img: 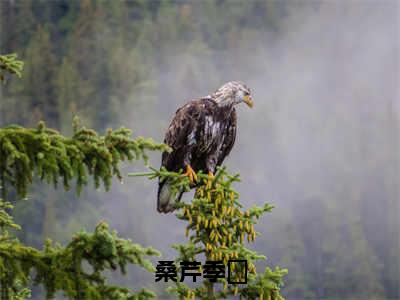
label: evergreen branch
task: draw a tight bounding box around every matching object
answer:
[0,200,21,232]
[0,116,168,299]
[0,119,170,198]
[131,166,287,299]
[0,53,24,81]
[0,219,160,300]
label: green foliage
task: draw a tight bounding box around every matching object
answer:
[0,51,169,298]
[0,200,21,232]
[0,118,170,199]
[0,116,167,299]
[130,167,288,299]
[0,200,160,299]
[0,54,24,82]
[0,119,167,298]
[2,2,396,299]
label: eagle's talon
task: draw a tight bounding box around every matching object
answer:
[184,164,197,184]
[206,171,214,188]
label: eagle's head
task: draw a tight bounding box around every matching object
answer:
[212,81,254,108]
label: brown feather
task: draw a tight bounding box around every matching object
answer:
[158,96,237,213]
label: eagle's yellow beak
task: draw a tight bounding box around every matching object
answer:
[243,95,254,108]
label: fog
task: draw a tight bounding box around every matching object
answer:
[1,1,398,299]
[110,2,399,298]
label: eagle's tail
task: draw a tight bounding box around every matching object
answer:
[157,179,183,213]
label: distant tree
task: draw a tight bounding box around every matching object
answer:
[55,56,86,135]
[25,26,58,125]
[0,1,36,53]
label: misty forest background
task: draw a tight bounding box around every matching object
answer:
[0,1,399,299]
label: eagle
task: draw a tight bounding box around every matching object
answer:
[157,81,253,213]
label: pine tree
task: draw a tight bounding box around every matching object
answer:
[130,167,287,299]
[0,117,169,299]
[0,54,170,299]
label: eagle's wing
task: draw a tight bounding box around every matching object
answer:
[161,100,202,172]
[217,108,237,166]
[158,100,202,213]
